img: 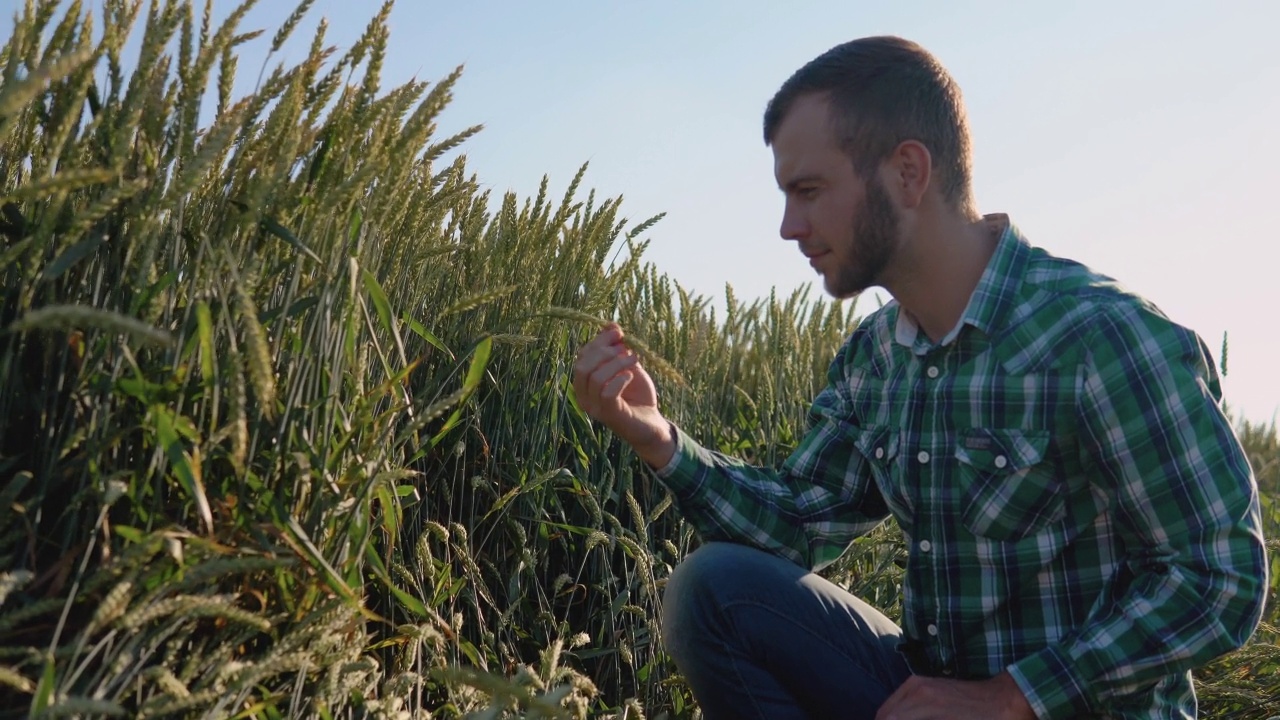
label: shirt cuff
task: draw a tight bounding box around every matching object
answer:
[653,422,683,478]
[651,424,716,498]
[1006,645,1094,720]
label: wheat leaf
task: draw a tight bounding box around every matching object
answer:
[40,232,103,281]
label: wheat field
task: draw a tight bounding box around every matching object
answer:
[0,2,1275,718]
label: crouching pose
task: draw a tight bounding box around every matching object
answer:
[571,36,1267,720]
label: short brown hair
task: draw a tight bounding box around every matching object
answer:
[763,36,973,209]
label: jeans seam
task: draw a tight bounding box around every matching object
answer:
[718,633,774,720]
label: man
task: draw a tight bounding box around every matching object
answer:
[571,36,1267,719]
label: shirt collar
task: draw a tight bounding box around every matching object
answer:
[893,214,1030,353]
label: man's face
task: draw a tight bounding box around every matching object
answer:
[772,94,899,299]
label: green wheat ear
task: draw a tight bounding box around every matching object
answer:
[8,305,174,346]
[540,306,688,388]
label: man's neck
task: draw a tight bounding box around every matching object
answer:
[885,214,1003,344]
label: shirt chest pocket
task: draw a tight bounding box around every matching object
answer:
[955,428,1064,541]
[851,425,913,520]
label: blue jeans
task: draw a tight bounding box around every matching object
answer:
[661,542,912,720]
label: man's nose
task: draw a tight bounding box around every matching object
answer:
[779,203,807,241]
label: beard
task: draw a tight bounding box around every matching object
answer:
[825,176,899,299]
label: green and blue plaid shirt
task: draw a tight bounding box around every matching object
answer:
[657,217,1267,719]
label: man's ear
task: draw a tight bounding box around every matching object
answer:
[884,140,932,209]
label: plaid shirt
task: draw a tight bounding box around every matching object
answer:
[656,217,1267,719]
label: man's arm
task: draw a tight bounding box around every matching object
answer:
[1006,302,1268,719]
[655,377,890,571]
[573,323,889,571]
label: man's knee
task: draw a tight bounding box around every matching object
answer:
[662,542,787,645]
[666,542,763,602]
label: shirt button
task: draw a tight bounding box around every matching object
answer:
[926,366,940,379]
[875,447,885,459]
[994,455,1008,469]
[917,450,930,464]
[927,624,939,636]
[918,539,932,552]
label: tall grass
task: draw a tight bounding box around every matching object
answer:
[0,1,864,715]
[0,1,1274,718]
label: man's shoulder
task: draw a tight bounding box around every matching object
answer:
[1023,245,1133,306]
[995,244,1187,372]
[1016,244,1172,330]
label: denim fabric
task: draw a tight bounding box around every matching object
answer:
[661,542,912,720]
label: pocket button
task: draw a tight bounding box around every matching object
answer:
[994,455,1008,469]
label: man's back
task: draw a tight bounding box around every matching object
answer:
[833,219,1264,716]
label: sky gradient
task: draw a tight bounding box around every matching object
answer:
[78,0,1280,422]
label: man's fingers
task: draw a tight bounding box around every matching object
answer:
[571,326,637,417]
[589,351,638,390]
[573,328,624,374]
[579,324,622,357]
[574,332,630,381]
[601,370,632,401]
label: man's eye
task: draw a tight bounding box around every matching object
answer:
[797,186,818,199]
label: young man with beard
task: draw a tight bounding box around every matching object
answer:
[571,36,1267,719]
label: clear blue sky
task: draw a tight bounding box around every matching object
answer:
[80,0,1280,422]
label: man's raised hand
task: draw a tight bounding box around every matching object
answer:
[571,323,676,468]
